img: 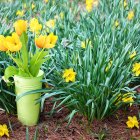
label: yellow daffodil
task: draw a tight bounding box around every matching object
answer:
[32,3,35,10]
[46,19,56,29]
[129,51,136,59]
[124,0,128,8]
[0,125,4,137]
[126,116,139,129]
[0,124,9,137]
[45,33,58,48]
[132,62,140,76]
[81,41,86,49]
[23,3,27,9]
[0,35,8,51]
[60,12,64,19]
[81,39,91,49]
[4,32,22,52]
[122,97,134,106]
[44,0,49,3]
[86,4,93,12]
[14,19,27,36]
[114,20,120,28]
[86,0,99,12]
[35,33,58,49]
[2,125,9,137]
[127,10,134,21]
[16,10,24,17]
[105,61,113,72]
[29,18,42,33]
[63,68,76,82]
[93,0,99,7]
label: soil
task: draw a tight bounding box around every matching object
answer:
[0,101,140,140]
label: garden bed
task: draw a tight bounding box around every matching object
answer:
[0,101,140,140]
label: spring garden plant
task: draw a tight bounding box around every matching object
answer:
[36,0,140,124]
[0,0,140,137]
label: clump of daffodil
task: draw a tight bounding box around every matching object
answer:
[31,3,35,10]
[0,124,9,137]
[114,20,120,28]
[46,19,56,29]
[14,19,27,36]
[105,60,113,72]
[127,10,134,21]
[132,62,140,76]
[16,10,24,17]
[86,0,99,12]
[4,32,22,52]
[63,68,76,82]
[81,39,91,49]
[126,116,139,129]
[129,51,136,59]
[0,35,8,51]
[29,18,42,33]
[35,33,58,49]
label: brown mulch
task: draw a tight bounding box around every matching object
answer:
[0,102,140,140]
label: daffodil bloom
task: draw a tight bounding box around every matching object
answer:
[23,3,27,9]
[122,95,134,106]
[0,35,8,51]
[35,33,58,49]
[46,33,58,48]
[93,0,99,7]
[105,61,113,72]
[60,12,64,19]
[86,4,93,12]
[16,10,24,16]
[0,125,4,137]
[114,20,120,28]
[129,51,136,59]
[126,116,139,129]
[46,19,56,29]
[132,62,140,76]
[2,125,9,137]
[29,18,42,33]
[44,0,49,3]
[32,3,35,10]
[81,40,91,49]
[81,41,86,49]
[14,19,27,36]
[63,68,76,82]
[86,0,99,12]
[124,0,128,8]
[4,32,22,52]
[127,10,134,21]
[0,124,9,137]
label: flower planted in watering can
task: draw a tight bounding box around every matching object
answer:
[0,19,58,126]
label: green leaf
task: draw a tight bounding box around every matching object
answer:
[66,110,78,126]
[29,51,49,77]
[20,32,28,71]
[4,66,18,80]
